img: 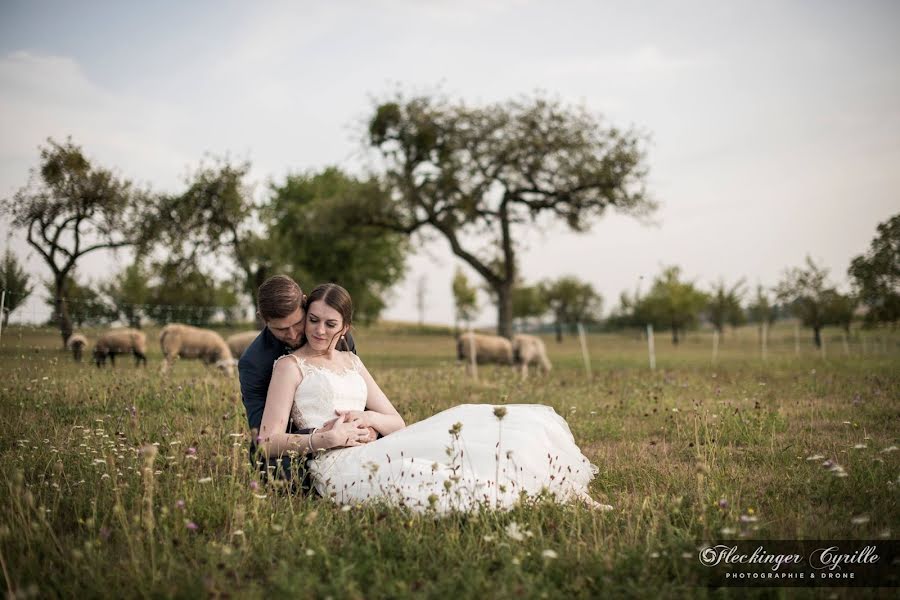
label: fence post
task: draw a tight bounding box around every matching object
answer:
[842,331,850,357]
[647,324,656,370]
[794,322,800,356]
[0,290,5,347]
[712,329,719,363]
[467,325,478,381]
[577,322,592,378]
[820,331,827,359]
[761,321,768,361]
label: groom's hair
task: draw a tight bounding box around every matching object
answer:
[257,275,304,321]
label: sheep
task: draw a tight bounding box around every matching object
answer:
[456,333,514,372]
[160,323,234,376]
[512,334,552,380]
[93,328,147,367]
[67,333,88,362]
[225,331,260,360]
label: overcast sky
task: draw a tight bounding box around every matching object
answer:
[1,0,898,326]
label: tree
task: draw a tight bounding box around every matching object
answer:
[152,158,273,327]
[775,256,837,348]
[746,285,779,333]
[706,279,746,336]
[1,138,148,346]
[451,267,478,331]
[143,260,239,326]
[43,274,116,328]
[0,248,33,327]
[266,168,409,324]
[848,213,899,326]
[101,260,151,328]
[540,276,602,342]
[365,93,653,338]
[511,284,548,332]
[822,290,856,335]
[636,266,707,345]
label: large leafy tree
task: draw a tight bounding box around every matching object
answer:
[540,276,602,342]
[511,284,548,331]
[152,158,273,326]
[2,138,149,346]
[365,93,653,338]
[848,213,899,325]
[775,256,838,348]
[0,248,33,327]
[266,168,409,324]
[143,260,240,326]
[706,279,746,336]
[451,267,478,331]
[746,285,779,333]
[636,266,708,345]
[43,274,116,328]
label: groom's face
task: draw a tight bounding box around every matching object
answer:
[266,306,305,349]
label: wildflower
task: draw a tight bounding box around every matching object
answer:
[881,446,898,454]
[249,480,259,491]
[511,557,521,565]
[185,521,199,531]
[175,500,185,510]
[717,498,729,510]
[853,444,867,449]
[198,477,213,484]
[720,527,736,536]
[851,515,870,525]
[253,494,267,499]
[739,515,758,523]
[449,422,463,436]
[140,445,158,460]
[341,505,352,512]
[483,535,495,542]
[493,407,507,420]
[650,551,660,558]
[506,521,531,542]
[185,447,197,456]
[541,549,558,559]
[305,549,315,557]
[805,454,825,461]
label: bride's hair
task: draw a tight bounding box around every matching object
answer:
[304,283,353,351]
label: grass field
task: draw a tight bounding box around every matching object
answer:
[0,323,898,598]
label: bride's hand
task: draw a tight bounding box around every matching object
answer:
[335,410,378,443]
[325,413,372,448]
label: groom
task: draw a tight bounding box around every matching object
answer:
[238,274,374,485]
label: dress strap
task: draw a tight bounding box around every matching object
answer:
[274,353,306,378]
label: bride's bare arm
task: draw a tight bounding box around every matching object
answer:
[338,357,405,436]
[258,359,369,457]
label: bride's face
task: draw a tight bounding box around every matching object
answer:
[305,300,347,352]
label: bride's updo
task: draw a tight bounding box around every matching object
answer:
[305,283,353,351]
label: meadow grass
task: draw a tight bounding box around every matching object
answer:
[0,324,897,598]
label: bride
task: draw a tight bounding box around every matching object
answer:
[256,283,610,513]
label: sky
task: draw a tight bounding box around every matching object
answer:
[1,0,898,326]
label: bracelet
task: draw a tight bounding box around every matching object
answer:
[307,427,319,454]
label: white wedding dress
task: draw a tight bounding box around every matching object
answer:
[282,353,609,513]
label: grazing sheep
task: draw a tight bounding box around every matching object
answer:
[93,328,147,367]
[67,333,88,362]
[160,323,234,376]
[226,331,259,360]
[456,332,514,367]
[512,334,552,380]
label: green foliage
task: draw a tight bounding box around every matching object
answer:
[540,276,602,341]
[0,248,33,327]
[632,266,708,345]
[101,261,151,328]
[511,284,548,329]
[1,138,149,344]
[266,167,408,324]
[849,213,900,325]
[143,261,241,326]
[746,285,779,329]
[43,274,116,328]
[451,267,478,328]
[367,92,653,338]
[705,279,745,333]
[822,289,857,334]
[775,256,842,347]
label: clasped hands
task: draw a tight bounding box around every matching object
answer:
[318,410,378,447]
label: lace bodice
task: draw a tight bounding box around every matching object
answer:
[277,353,367,430]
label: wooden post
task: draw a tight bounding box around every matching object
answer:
[467,325,478,381]
[712,329,719,363]
[761,321,769,361]
[647,324,656,370]
[794,322,800,356]
[577,323,592,378]
[820,330,827,359]
[862,334,868,355]
[0,290,5,347]
[842,331,850,357]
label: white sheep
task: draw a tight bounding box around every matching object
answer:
[66,333,88,362]
[225,331,259,360]
[456,332,514,370]
[512,334,552,380]
[160,323,234,376]
[93,328,147,367]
